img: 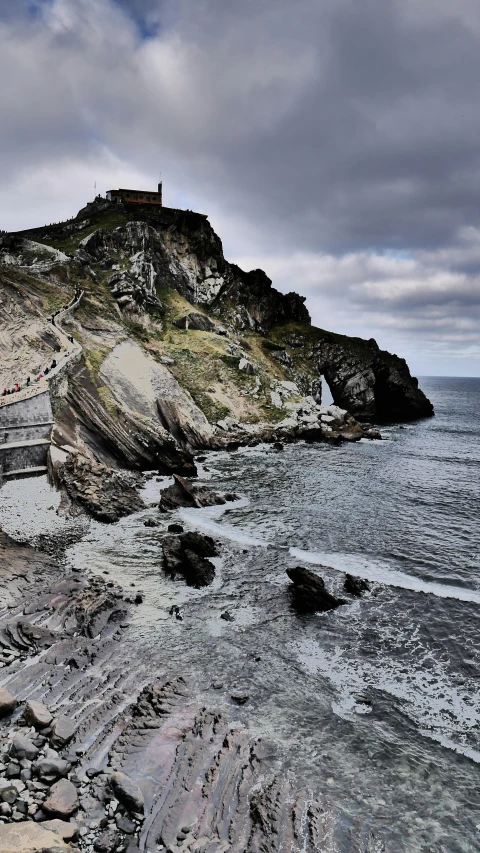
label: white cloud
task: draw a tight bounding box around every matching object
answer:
[0,0,480,375]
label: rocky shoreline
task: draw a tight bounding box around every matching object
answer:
[0,491,374,853]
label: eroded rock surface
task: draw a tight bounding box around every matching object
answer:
[0,533,385,853]
[57,453,145,522]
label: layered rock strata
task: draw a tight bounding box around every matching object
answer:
[0,534,378,853]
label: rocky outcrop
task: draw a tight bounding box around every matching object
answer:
[286,566,346,613]
[51,358,197,473]
[173,311,216,331]
[57,453,145,522]
[214,266,310,332]
[9,198,433,430]
[159,474,237,512]
[162,531,218,587]
[344,574,371,596]
[99,340,213,453]
[310,335,433,422]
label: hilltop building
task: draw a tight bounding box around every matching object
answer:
[106,182,163,206]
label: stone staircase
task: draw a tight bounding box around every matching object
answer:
[0,291,83,486]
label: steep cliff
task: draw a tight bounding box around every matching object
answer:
[0,196,433,478]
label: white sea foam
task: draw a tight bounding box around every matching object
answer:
[289,548,480,604]
[293,637,480,763]
[179,501,268,547]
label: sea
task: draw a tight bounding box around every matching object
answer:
[1,376,479,852]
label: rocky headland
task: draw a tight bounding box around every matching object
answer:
[0,195,433,851]
[0,196,432,516]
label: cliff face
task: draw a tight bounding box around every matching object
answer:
[310,336,434,422]
[0,197,433,476]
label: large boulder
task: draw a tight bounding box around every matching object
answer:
[10,734,39,761]
[43,779,79,818]
[110,771,144,814]
[344,574,370,596]
[159,474,237,512]
[0,823,70,852]
[286,566,346,613]
[0,688,17,717]
[162,531,218,588]
[50,716,76,749]
[33,757,71,784]
[24,699,53,729]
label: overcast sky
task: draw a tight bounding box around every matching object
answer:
[1,0,479,375]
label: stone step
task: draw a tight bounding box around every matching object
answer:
[3,466,48,478]
[0,438,51,451]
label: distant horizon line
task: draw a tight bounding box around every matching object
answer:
[417,374,480,379]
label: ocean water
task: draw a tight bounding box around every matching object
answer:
[2,377,479,851]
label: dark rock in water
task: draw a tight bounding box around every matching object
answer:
[272,441,284,451]
[220,611,234,622]
[163,532,217,588]
[134,593,144,604]
[0,687,17,717]
[110,771,144,814]
[183,549,215,587]
[363,428,382,440]
[167,523,184,533]
[169,605,184,620]
[196,456,207,462]
[344,574,371,596]
[286,566,346,613]
[143,518,158,527]
[159,474,237,512]
[231,692,249,705]
[312,336,434,422]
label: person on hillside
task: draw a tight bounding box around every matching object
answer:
[14,383,19,392]
[51,359,57,369]
[2,389,6,396]
[26,377,30,386]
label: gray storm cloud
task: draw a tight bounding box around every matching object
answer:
[0,0,479,374]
